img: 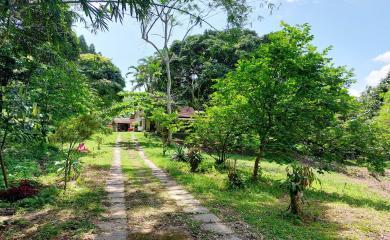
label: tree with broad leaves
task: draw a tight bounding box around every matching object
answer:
[212,23,355,216]
[78,53,125,108]
[212,23,354,181]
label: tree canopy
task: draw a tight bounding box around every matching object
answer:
[79,53,125,108]
[211,23,354,179]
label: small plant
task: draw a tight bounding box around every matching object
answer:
[144,131,150,138]
[282,163,319,217]
[161,131,169,156]
[171,145,187,162]
[187,148,203,172]
[227,159,244,189]
[95,135,104,150]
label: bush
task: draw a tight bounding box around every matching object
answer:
[227,172,244,189]
[227,159,244,189]
[18,186,58,208]
[171,145,187,162]
[0,179,39,202]
[187,148,203,172]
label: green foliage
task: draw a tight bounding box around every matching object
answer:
[18,186,59,209]
[227,159,245,189]
[189,104,249,166]
[129,56,162,92]
[108,91,166,122]
[360,74,389,119]
[51,114,102,190]
[171,145,188,162]
[283,164,318,216]
[151,107,184,152]
[0,0,153,32]
[95,135,104,150]
[78,35,96,54]
[186,148,203,172]
[79,53,125,108]
[142,28,264,108]
[212,23,354,180]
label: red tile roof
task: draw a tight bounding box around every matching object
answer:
[178,106,195,118]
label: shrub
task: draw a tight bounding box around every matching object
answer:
[0,179,39,202]
[227,159,244,189]
[95,135,104,150]
[227,172,244,189]
[171,145,187,162]
[187,148,203,172]
[18,186,58,208]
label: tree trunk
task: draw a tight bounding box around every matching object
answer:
[290,190,303,216]
[0,130,8,188]
[252,144,264,181]
[0,151,8,189]
[63,144,73,191]
[164,55,173,144]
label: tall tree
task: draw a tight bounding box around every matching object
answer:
[139,0,210,143]
[78,53,125,108]
[128,56,162,92]
[169,28,263,108]
[0,4,83,188]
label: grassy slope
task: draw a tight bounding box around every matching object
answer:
[0,134,117,239]
[134,132,390,240]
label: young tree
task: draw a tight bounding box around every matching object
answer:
[189,105,247,166]
[150,108,183,155]
[0,80,34,188]
[212,23,354,181]
[51,114,102,191]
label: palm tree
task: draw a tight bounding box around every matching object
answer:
[128,56,162,92]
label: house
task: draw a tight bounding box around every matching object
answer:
[178,106,196,120]
[112,111,144,132]
[112,118,133,132]
[113,106,198,133]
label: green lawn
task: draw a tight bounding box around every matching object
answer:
[133,132,390,240]
[0,133,117,240]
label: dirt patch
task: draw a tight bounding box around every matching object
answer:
[323,202,390,240]
[129,227,192,240]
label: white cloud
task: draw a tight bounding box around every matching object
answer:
[373,51,390,63]
[365,64,390,87]
[348,88,361,97]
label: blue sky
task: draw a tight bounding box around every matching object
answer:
[74,0,390,95]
